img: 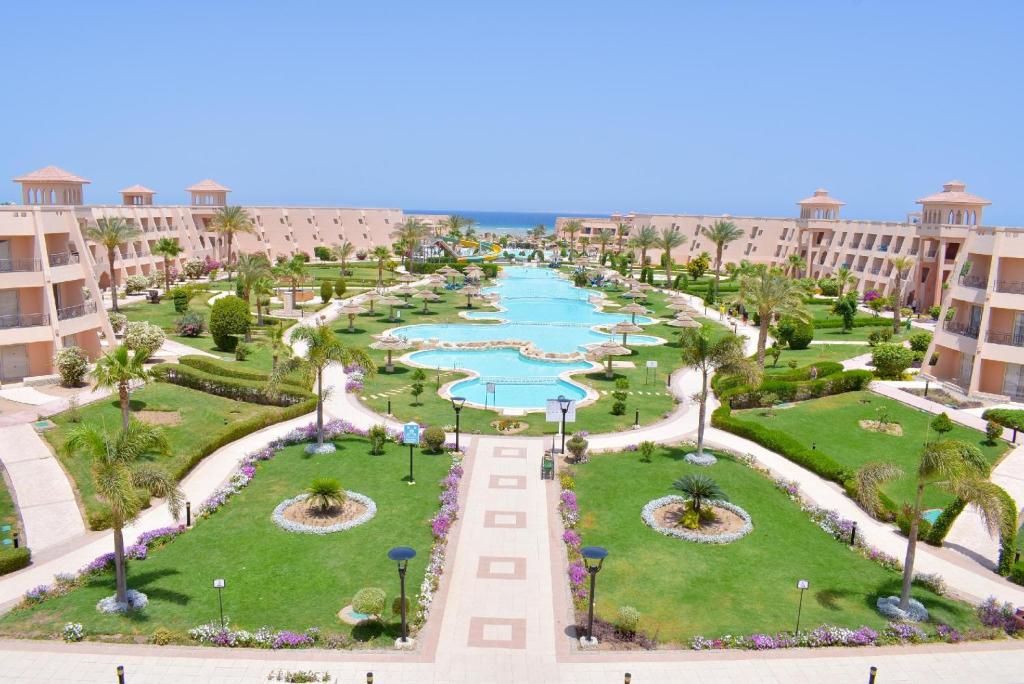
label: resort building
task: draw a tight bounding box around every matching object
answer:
[0,166,404,383]
[555,182,1024,401]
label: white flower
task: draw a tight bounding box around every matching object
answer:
[640,495,753,544]
[271,492,377,535]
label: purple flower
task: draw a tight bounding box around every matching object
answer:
[568,560,587,585]
[272,630,314,649]
[562,530,581,548]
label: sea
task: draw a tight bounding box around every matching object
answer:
[405,210,594,236]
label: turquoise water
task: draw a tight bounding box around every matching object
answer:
[397,266,662,409]
[921,509,942,524]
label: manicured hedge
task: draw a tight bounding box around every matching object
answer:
[151,363,312,406]
[814,315,887,330]
[0,547,30,575]
[995,485,1019,576]
[718,369,872,410]
[982,408,1024,440]
[177,355,311,390]
[924,499,966,546]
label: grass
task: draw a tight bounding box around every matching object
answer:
[0,473,18,544]
[731,391,1009,510]
[43,384,282,523]
[0,436,450,644]
[570,445,979,642]
[763,344,869,375]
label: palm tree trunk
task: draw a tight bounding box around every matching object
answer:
[113,525,128,604]
[226,233,233,279]
[756,319,769,367]
[605,357,613,379]
[696,370,708,457]
[892,278,902,333]
[900,483,925,610]
[665,250,673,284]
[163,256,171,293]
[119,383,131,429]
[714,247,723,301]
[108,247,119,312]
[316,369,324,447]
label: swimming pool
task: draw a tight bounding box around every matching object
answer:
[394,266,663,410]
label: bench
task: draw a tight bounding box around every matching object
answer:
[541,456,554,480]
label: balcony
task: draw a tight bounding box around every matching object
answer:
[958,274,987,289]
[56,300,98,321]
[869,267,881,275]
[48,251,81,267]
[986,330,1024,347]
[0,312,49,329]
[0,258,41,273]
[943,320,980,339]
[994,280,1024,295]
[878,244,890,252]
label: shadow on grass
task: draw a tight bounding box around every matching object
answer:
[377,365,411,377]
[815,587,856,611]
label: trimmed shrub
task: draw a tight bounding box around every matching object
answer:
[124,320,165,357]
[422,426,445,453]
[982,409,1024,440]
[54,346,89,387]
[334,279,346,298]
[777,317,814,350]
[928,305,941,320]
[368,424,388,455]
[108,312,127,335]
[314,246,333,261]
[170,286,190,313]
[817,278,839,296]
[320,280,333,304]
[209,295,251,351]
[352,587,386,617]
[924,499,966,546]
[717,369,871,410]
[566,433,589,461]
[150,363,312,406]
[995,485,1018,576]
[909,331,933,353]
[124,274,150,295]
[987,420,1004,445]
[871,343,914,379]
[615,606,641,634]
[0,547,31,575]
[177,354,309,387]
[87,505,113,531]
[174,311,206,337]
[930,412,954,435]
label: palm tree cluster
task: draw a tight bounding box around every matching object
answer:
[738,265,810,366]
[306,477,347,515]
[86,217,142,312]
[210,206,256,278]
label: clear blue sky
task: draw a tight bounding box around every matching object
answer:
[3,1,1022,223]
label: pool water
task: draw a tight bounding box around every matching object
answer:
[921,509,942,524]
[396,266,662,409]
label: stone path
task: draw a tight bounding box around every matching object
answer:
[0,424,85,552]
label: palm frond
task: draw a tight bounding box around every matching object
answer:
[854,462,903,517]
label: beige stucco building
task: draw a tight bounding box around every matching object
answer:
[0,166,403,382]
[555,182,1024,401]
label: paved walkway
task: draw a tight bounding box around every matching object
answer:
[0,425,85,552]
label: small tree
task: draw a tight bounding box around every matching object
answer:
[931,412,954,436]
[209,295,251,352]
[638,441,656,463]
[611,377,629,415]
[306,477,346,514]
[766,343,783,367]
[831,292,859,331]
[54,346,89,387]
[986,420,1003,445]
[871,343,914,379]
[410,368,426,405]
[671,473,727,513]
[334,278,346,298]
[320,280,333,304]
[368,424,389,455]
[352,587,387,618]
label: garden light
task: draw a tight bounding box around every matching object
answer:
[451,396,466,451]
[581,546,608,645]
[388,546,416,644]
[795,579,809,635]
[558,395,571,454]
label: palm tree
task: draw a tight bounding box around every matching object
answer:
[441,215,475,240]
[371,246,392,289]
[628,225,658,271]
[306,477,346,514]
[86,217,142,312]
[656,226,687,284]
[390,218,428,272]
[672,473,727,513]
[236,253,272,305]
[562,220,582,262]
[252,275,274,326]
[615,223,630,253]
[701,220,744,302]
[528,224,547,246]
[268,321,290,370]
[273,255,308,305]
[271,321,374,450]
[786,253,808,278]
[62,420,182,606]
[210,206,255,278]
[855,439,1005,612]
[888,256,915,333]
[91,345,150,429]
[594,228,613,262]
[738,267,810,366]
[835,265,857,297]
[151,237,183,293]
[679,327,757,459]
[333,239,355,276]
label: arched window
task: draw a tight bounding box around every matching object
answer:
[971,210,977,225]
[948,210,954,224]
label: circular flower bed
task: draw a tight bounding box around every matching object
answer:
[641,495,753,544]
[272,491,376,535]
[876,595,929,622]
[304,442,337,454]
[684,452,717,466]
[96,589,148,614]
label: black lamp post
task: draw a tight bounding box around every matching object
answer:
[795,579,809,635]
[213,578,226,631]
[451,396,466,451]
[581,546,608,644]
[558,395,571,455]
[388,546,416,644]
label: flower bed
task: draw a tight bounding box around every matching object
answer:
[271,492,377,534]
[641,495,752,544]
[688,619,996,650]
[415,454,463,626]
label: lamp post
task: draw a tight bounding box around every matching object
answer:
[451,396,466,451]
[388,546,416,646]
[581,546,608,646]
[558,395,571,455]
[213,578,226,631]
[795,579,809,635]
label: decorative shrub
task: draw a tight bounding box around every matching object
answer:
[62,622,85,643]
[351,587,386,617]
[422,426,446,453]
[334,279,346,298]
[124,320,166,357]
[170,286,191,313]
[1010,564,1024,587]
[0,547,31,575]
[638,441,655,463]
[615,606,641,635]
[986,420,1003,444]
[234,342,251,361]
[930,412,954,435]
[909,331,933,352]
[817,278,839,296]
[124,274,150,295]
[320,280,333,304]
[150,363,312,406]
[174,311,206,337]
[870,343,914,379]
[368,424,389,455]
[209,295,251,351]
[108,312,127,334]
[776,317,814,350]
[983,408,1024,440]
[928,305,941,320]
[54,346,89,387]
[313,246,333,261]
[867,327,894,346]
[566,433,589,462]
[182,259,205,280]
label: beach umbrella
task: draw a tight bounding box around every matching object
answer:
[376,294,404,321]
[587,340,631,379]
[619,302,649,323]
[337,302,367,333]
[620,290,641,300]
[425,274,446,293]
[461,285,482,308]
[361,291,384,314]
[610,320,643,346]
[396,272,419,283]
[392,285,417,305]
[666,313,701,329]
[370,336,412,373]
[412,290,441,313]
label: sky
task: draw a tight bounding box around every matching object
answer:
[3,1,1023,223]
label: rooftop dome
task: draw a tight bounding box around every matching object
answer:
[13,165,90,184]
[916,180,990,206]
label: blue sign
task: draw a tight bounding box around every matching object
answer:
[403,422,421,445]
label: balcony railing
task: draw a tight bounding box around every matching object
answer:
[958,274,987,289]
[0,312,49,329]
[943,320,980,339]
[869,267,881,275]
[994,280,1024,295]
[986,330,1024,347]
[0,258,41,273]
[48,251,81,267]
[56,300,98,321]
[878,244,890,252]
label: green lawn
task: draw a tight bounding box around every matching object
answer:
[731,391,1009,510]
[764,344,870,374]
[0,473,18,545]
[0,436,449,644]
[571,446,978,643]
[43,384,283,526]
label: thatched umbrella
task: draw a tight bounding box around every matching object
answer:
[425,274,446,293]
[376,294,404,322]
[337,302,367,333]
[370,336,412,373]
[361,291,385,314]
[392,285,417,306]
[396,272,419,284]
[461,285,482,308]
[666,313,701,329]
[587,340,631,380]
[436,265,460,284]
[619,302,649,323]
[610,320,643,346]
[412,290,441,313]
[620,290,641,300]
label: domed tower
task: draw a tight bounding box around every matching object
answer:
[797,188,845,219]
[13,166,90,205]
[916,181,990,226]
[186,179,230,207]
[120,185,156,206]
